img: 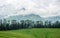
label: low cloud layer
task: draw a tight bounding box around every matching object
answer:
[0,0,60,17]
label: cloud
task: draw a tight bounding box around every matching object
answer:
[0,0,60,18]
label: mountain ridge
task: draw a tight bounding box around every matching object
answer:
[6,14,43,21]
[0,14,60,22]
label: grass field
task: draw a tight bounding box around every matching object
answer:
[0,28,60,38]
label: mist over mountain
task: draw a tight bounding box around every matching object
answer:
[0,13,60,22]
[0,0,60,18]
[0,15,6,19]
[6,14,43,21]
[45,16,60,22]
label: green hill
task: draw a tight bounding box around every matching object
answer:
[0,28,60,38]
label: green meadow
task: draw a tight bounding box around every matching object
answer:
[0,28,60,38]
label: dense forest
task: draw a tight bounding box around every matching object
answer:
[0,19,60,30]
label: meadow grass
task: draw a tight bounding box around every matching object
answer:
[0,28,60,38]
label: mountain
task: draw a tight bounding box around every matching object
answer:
[0,15,5,19]
[6,14,43,21]
[45,16,60,22]
[0,14,60,22]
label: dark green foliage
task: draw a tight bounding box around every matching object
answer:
[0,19,60,30]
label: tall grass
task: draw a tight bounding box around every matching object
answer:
[0,28,60,38]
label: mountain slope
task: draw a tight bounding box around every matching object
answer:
[0,14,60,22]
[7,14,43,21]
[45,16,60,22]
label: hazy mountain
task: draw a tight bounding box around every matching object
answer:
[6,14,43,21]
[45,16,60,22]
[0,14,60,22]
[0,15,5,19]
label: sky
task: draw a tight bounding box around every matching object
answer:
[0,0,60,18]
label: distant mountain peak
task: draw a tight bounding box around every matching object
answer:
[25,13,41,17]
[5,14,42,21]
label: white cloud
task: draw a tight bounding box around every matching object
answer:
[0,0,60,18]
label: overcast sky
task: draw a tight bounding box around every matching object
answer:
[0,0,60,18]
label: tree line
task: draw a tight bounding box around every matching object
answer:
[0,19,60,30]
